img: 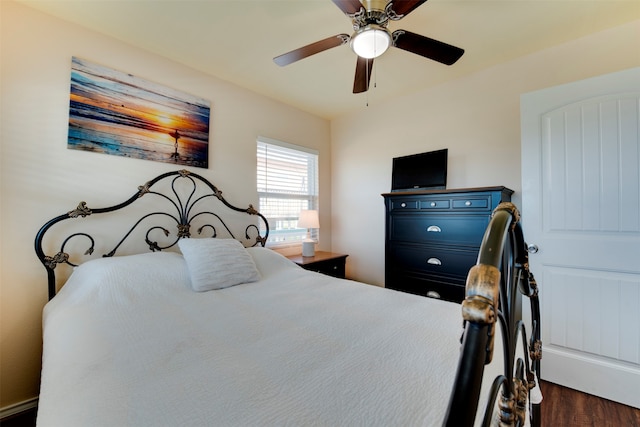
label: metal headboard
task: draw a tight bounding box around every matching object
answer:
[35,169,269,300]
[443,202,542,427]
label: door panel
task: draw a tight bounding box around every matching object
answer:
[521,67,640,408]
[544,267,639,364]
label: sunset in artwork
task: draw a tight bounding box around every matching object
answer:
[68,57,210,168]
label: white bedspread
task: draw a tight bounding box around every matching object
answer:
[38,247,509,426]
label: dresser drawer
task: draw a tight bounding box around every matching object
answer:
[386,275,465,303]
[419,199,451,209]
[388,243,477,280]
[304,258,346,278]
[389,198,419,210]
[287,252,348,279]
[451,195,491,210]
[389,215,489,246]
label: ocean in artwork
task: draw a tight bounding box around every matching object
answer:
[68,57,210,168]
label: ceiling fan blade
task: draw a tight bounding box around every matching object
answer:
[353,56,374,94]
[274,34,350,66]
[331,0,364,15]
[392,30,464,65]
[388,0,428,18]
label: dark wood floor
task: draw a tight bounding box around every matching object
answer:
[539,380,640,426]
[0,408,36,427]
[2,381,639,426]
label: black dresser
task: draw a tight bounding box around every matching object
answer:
[382,187,513,303]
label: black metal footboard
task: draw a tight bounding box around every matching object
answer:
[443,202,542,427]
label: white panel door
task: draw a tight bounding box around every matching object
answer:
[521,68,640,408]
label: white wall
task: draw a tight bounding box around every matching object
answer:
[0,1,331,409]
[331,20,640,287]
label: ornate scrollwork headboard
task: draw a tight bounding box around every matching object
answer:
[35,170,269,300]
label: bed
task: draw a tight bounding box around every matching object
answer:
[35,170,542,426]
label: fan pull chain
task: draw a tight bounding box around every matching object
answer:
[373,62,377,89]
[366,58,370,107]
[364,57,380,107]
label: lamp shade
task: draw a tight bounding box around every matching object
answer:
[298,209,320,229]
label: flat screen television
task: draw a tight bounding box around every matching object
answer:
[391,148,448,191]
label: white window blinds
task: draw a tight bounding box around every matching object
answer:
[257,137,319,247]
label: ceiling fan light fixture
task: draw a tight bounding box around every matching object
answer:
[350,25,391,59]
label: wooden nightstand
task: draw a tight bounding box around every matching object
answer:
[287,251,348,279]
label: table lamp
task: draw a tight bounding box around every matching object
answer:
[298,209,319,257]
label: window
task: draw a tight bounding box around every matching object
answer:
[257,137,318,248]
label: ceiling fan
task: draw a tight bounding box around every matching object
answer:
[273,0,464,94]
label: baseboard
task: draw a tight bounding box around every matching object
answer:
[542,347,640,409]
[0,397,38,420]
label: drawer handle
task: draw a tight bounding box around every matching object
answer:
[465,201,472,206]
[400,202,406,208]
[427,225,441,233]
[426,291,441,299]
[430,202,436,207]
[427,257,442,265]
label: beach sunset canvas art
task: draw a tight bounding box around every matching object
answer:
[68,57,210,168]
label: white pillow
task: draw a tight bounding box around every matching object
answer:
[49,252,189,307]
[178,238,261,291]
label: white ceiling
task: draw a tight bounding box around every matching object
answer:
[18,0,640,119]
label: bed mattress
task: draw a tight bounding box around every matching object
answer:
[38,247,507,426]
